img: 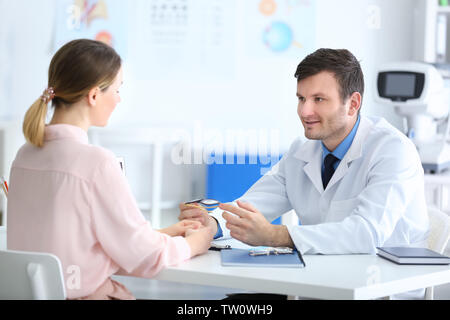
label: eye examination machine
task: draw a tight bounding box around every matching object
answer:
[375,62,450,173]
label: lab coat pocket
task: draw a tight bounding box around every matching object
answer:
[327,198,359,222]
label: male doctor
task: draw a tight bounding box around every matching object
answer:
[179,48,429,257]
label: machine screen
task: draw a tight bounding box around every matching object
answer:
[384,73,416,97]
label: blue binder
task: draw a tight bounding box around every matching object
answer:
[221,248,305,268]
[206,153,285,225]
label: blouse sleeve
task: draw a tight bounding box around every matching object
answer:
[89,153,191,278]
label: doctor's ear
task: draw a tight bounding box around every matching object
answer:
[347,92,361,116]
[87,87,100,106]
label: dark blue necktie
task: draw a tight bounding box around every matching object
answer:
[322,154,339,189]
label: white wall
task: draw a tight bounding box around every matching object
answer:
[0,0,419,205]
[94,0,414,149]
[315,0,416,130]
[0,0,416,139]
[0,0,55,120]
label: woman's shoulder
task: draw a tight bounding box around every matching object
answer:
[60,143,120,181]
[11,140,120,181]
[80,144,118,169]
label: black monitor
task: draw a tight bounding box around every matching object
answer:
[377,71,425,102]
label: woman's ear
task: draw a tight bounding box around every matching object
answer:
[87,87,100,106]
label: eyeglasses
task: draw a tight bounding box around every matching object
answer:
[184,198,220,212]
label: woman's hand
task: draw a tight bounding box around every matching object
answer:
[185,225,215,257]
[158,219,202,237]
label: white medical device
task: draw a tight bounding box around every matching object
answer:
[375,61,450,172]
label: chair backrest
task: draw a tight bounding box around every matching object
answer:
[427,206,450,254]
[0,249,66,300]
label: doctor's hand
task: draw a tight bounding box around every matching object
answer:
[178,203,218,234]
[221,200,294,248]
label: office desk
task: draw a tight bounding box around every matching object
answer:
[153,248,450,300]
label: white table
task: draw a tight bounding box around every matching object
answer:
[153,242,450,300]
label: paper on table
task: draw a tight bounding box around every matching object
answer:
[212,238,258,249]
[212,238,289,252]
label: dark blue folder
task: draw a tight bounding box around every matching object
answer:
[221,248,305,268]
[376,247,450,265]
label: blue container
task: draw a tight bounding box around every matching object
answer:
[206,154,283,224]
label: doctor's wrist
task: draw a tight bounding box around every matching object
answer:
[268,225,295,248]
[208,216,219,236]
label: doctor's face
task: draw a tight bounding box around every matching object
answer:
[297,71,360,151]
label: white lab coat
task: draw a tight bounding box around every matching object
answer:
[212,116,429,255]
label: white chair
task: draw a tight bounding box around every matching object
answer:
[425,206,450,300]
[0,249,66,300]
[383,206,450,300]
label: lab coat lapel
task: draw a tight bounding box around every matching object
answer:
[294,140,324,193]
[326,116,372,189]
[294,116,373,192]
[326,157,350,190]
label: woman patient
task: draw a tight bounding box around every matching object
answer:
[7,39,213,300]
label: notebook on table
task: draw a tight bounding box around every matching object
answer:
[220,248,305,268]
[376,247,450,265]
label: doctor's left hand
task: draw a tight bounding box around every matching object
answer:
[220,201,277,247]
[221,201,294,248]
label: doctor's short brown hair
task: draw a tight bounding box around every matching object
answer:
[294,48,364,106]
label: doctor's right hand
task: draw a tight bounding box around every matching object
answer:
[178,203,218,234]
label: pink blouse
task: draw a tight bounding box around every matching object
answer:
[7,124,190,299]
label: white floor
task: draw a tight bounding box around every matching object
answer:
[111,275,236,300]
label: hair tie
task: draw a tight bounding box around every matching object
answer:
[41,87,55,104]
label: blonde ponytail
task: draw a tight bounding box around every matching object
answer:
[22,39,122,148]
[23,97,48,148]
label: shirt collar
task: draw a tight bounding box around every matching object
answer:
[322,115,360,161]
[44,124,89,145]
